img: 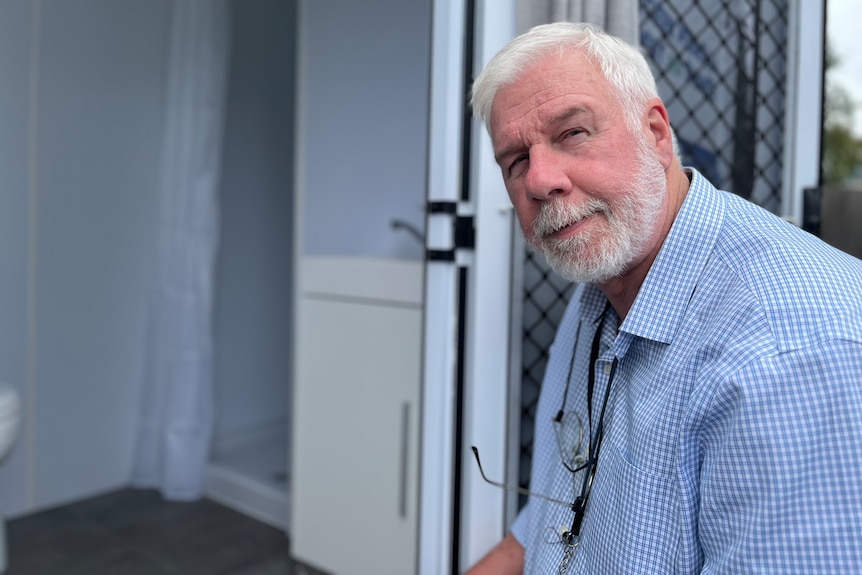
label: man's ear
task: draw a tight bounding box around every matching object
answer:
[645,98,675,168]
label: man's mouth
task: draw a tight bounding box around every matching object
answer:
[531,199,609,245]
[544,214,591,240]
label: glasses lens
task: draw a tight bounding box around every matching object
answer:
[553,410,586,471]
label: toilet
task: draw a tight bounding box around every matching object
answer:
[0,384,21,574]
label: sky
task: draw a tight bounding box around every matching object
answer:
[828,0,862,136]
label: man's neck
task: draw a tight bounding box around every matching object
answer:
[597,165,692,321]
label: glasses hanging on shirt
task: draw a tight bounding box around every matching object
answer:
[472,357,616,574]
[471,308,618,574]
[471,357,616,538]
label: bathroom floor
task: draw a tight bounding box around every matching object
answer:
[6,488,328,575]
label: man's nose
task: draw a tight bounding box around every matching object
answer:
[523,148,570,201]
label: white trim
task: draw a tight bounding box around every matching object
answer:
[781,1,824,225]
[505,219,525,528]
[418,263,459,575]
[418,0,466,572]
[458,2,517,569]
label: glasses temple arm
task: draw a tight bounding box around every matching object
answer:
[470,446,574,509]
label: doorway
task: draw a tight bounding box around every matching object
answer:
[207,0,297,529]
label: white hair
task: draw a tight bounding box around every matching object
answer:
[471,22,659,137]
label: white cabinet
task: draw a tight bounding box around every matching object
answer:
[292,257,422,574]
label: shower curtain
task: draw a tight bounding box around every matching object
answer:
[131,0,230,501]
[517,0,639,43]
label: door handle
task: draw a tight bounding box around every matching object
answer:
[399,401,410,518]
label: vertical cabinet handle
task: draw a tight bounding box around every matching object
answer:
[399,402,410,518]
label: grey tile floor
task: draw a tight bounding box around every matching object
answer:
[6,488,328,575]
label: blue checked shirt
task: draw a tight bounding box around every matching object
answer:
[511,169,862,573]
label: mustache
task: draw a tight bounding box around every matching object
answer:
[531,198,609,240]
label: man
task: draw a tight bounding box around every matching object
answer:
[467,22,862,574]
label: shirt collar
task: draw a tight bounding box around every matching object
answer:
[620,168,726,344]
[578,283,612,325]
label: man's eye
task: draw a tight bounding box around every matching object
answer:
[508,154,528,176]
[563,128,585,139]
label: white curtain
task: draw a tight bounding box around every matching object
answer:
[132,0,230,501]
[517,0,639,45]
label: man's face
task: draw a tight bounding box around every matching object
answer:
[489,51,667,285]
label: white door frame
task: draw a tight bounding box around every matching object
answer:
[459,1,518,570]
[419,1,518,573]
[417,0,468,571]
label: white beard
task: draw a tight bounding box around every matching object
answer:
[527,139,666,284]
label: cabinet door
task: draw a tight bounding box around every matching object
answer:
[292,257,422,575]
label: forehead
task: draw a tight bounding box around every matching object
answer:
[489,50,615,140]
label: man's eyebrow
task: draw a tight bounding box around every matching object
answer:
[493,105,593,164]
[547,105,591,126]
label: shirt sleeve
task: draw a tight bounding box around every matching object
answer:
[692,339,862,572]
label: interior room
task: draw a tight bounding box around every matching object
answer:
[0,0,428,572]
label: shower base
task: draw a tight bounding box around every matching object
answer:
[206,423,289,530]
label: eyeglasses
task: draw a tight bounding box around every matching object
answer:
[471,357,618,574]
[471,437,597,543]
[553,409,587,472]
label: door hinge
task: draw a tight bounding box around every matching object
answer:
[453,214,475,250]
[426,201,475,261]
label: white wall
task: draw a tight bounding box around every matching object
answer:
[213,0,296,442]
[0,0,169,516]
[298,0,431,260]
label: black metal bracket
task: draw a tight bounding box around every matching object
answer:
[425,201,475,261]
[426,249,456,262]
[428,201,457,215]
[454,214,475,250]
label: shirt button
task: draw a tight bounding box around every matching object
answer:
[604,364,612,375]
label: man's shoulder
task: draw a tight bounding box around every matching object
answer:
[705,190,862,349]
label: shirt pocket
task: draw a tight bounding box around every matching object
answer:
[580,443,681,573]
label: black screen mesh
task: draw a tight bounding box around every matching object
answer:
[516,0,788,504]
